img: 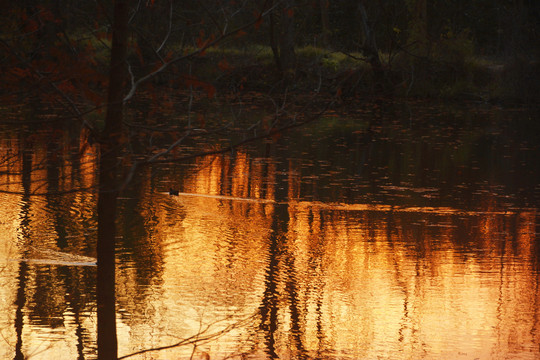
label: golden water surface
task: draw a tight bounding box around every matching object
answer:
[0,142,537,360]
[0,106,539,360]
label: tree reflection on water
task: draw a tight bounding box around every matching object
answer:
[0,103,538,359]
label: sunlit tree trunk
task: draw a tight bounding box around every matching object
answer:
[97,0,129,359]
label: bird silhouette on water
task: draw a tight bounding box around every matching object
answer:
[169,188,179,196]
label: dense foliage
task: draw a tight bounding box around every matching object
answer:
[1,0,539,108]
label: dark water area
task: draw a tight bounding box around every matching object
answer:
[0,101,539,359]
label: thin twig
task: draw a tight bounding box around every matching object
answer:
[118,315,256,360]
[123,0,277,102]
[156,0,173,53]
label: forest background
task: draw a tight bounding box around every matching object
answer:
[2,0,540,112]
[1,1,539,359]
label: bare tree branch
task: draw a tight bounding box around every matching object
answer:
[118,314,257,360]
[156,0,173,53]
[123,0,277,102]
[0,38,98,136]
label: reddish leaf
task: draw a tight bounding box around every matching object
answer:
[197,113,206,128]
[11,67,30,78]
[206,84,216,98]
[183,75,216,98]
[254,16,263,30]
[57,80,76,93]
[218,59,231,71]
[236,30,247,38]
[134,43,144,65]
[25,19,39,33]
[40,9,58,23]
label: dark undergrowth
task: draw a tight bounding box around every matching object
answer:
[171,45,540,107]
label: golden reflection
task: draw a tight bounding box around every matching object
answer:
[0,192,22,359]
[110,151,540,359]
[294,202,539,358]
[0,127,99,360]
[0,137,538,359]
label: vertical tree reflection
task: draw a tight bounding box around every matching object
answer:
[259,195,309,359]
[284,243,308,359]
[65,268,89,360]
[283,210,308,359]
[13,140,33,360]
[259,217,282,359]
[96,146,120,360]
[13,260,28,360]
[45,129,67,249]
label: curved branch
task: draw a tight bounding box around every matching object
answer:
[118,314,257,360]
[156,0,173,53]
[123,0,276,102]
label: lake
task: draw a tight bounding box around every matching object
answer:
[0,100,538,359]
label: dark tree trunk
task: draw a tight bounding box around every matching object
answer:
[358,1,387,93]
[269,0,296,82]
[96,0,129,359]
[407,0,428,55]
[319,0,331,47]
[279,0,296,79]
[269,1,282,73]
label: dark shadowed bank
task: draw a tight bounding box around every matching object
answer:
[173,46,540,106]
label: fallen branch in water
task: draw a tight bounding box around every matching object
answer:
[118,314,256,359]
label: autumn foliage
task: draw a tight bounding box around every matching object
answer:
[1,4,109,114]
